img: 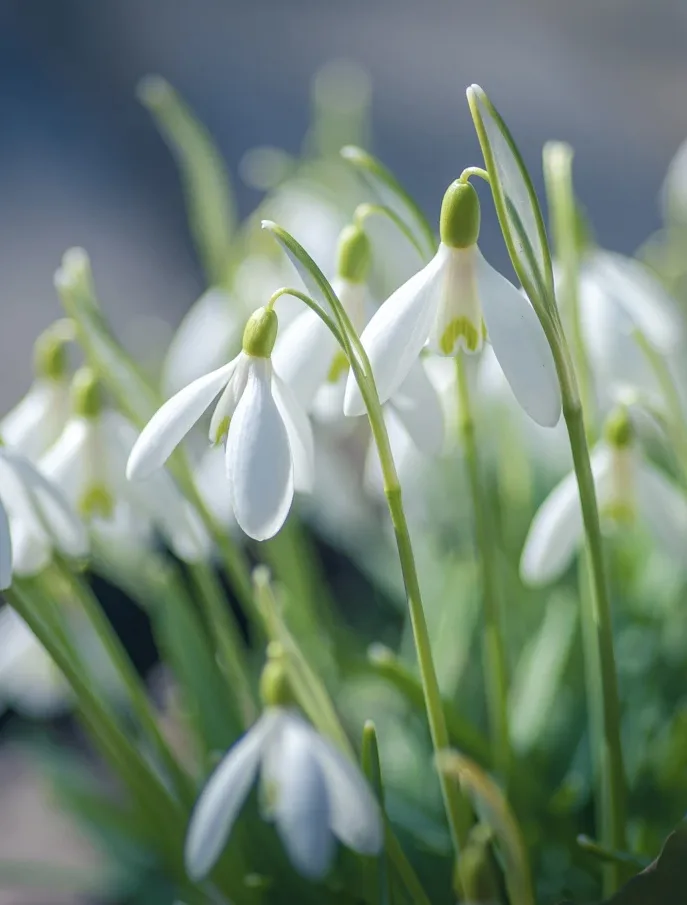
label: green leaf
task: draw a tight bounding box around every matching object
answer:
[340,146,436,256]
[466,84,554,307]
[361,721,393,905]
[138,75,236,288]
[509,592,578,754]
[438,750,534,905]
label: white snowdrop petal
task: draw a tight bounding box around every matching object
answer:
[10,517,51,578]
[344,245,449,416]
[226,360,294,541]
[636,460,687,559]
[271,717,335,880]
[272,374,314,494]
[0,501,11,589]
[4,450,88,560]
[162,287,245,396]
[477,249,561,427]
[0,380,70,462]
[208,354,250,445]
[520,447,612,586]
[39,419,91,507]
[308,729,383,856]
[127,361,236,481]
[272,309,339,411]
[388,358,445,456]
[586,250,684,353]
[185,711,280,880]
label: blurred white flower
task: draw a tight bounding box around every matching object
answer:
[42,369,209,562]
[0,446,88,589]
[1,378,71,463]
[344,182,561,428]
[0,606,70,718]
[562,249,686,409]
[520,413,687,586]
[128,308,313,541]
[185,707,382,881]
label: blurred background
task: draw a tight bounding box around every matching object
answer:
[1,0,687,901]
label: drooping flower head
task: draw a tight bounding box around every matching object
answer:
[1,321,73,462]
[185,654,382,881]
[127,307,314,541]
[41,369,209,562]
[520,406,687,586]
[344,179,561,428]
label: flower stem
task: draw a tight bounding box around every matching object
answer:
[367,409,473,852]
[563,396,626,895]
[455,355,511,787]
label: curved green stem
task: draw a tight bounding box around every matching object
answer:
[455,355,511,787]
[459,167,490,184]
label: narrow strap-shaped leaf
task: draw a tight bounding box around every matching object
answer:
[138,75,236,288]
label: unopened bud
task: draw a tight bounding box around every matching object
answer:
[440,180,481,249]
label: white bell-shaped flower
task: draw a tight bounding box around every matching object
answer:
[41,369,209,562]
[0,323,73,462]
[344,180,561,428]
[0,445,88,589]
[562,247,686,407]
[0,606,70,718]
[520,409,687,586]
[128,307,314,541]
[185,706,382,881]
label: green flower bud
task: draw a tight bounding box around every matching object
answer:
[603,406,634,449]
[440,180,481,249]
[259,649,294,708]
[33,322,73,380]
[242,306,279,358]
[336,224,372,283]
[71,367,104,419]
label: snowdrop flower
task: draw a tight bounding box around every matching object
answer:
[41,369,209,563]
[520,408,687,585]
[128,307,314,541]
[185,660,382,881]
[0,606,70,718]
[344,179,561,428]
[0,443,88,589]
[563,248,685,406]
[1,322,73,462]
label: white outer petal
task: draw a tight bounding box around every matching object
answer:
[209,353,250,444]
[477,249,561,427]
[38,418,90,507]
[127,361,236,480]
[184,711,281,880]
[105,412,211,562]
[308,726,383,855]
[636,460,687,559]
[387,358,445,456]
[272,374,314,494]
[272,309,339,411]
[0,500,11,589]
[0,379,71,462]
[162,287,245,396]
[344,245,448,415]
[269,715,335,879]
[585,250,684,353]
[226,359,293,540]
[5,449,88,561]
[520,447,612,586]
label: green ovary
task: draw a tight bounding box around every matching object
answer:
[440,316,483,354]
[79,484,115,521]
[327,350,349,383]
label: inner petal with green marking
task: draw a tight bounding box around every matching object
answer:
[430,245,486,356]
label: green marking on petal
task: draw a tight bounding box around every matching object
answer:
[78,485,115,521]
[601,500,635,526]
[213,415,231,445]
[440,317,481,355]
[327,350,350,383]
